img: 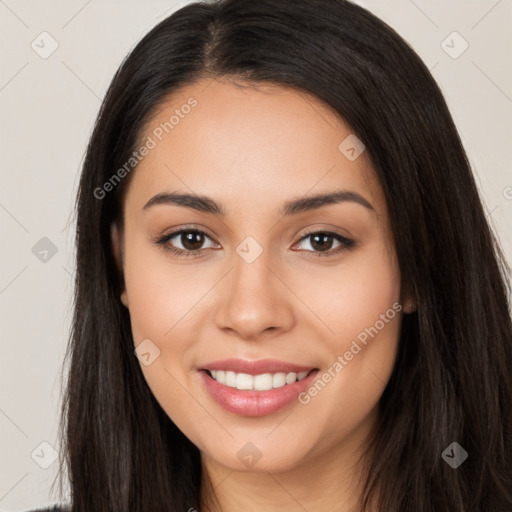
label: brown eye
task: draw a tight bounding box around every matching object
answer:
[294,231,355,257]
[309,233,335,251]
[155,228,218,257]
[179,231,206,251]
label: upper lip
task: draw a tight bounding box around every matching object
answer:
[198,358,318,375]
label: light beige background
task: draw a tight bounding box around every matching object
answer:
[0,0,511,510]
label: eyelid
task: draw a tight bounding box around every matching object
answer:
[154,225,355,257]
[155,224,216,241]
[291,227,355,254]
[295,225,354,243]
[154,226,218,247]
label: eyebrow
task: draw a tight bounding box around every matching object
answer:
[143,190,375,217]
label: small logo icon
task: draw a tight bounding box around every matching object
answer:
[441,32,469,60]
[237,442,262,468]
[236,236,263,264]
[442,442,468,468]
[31,441,58,469]
[31,31,59,59]
[503,186,512,200]
[134,338,161,366]
[338,134,366,161]
[32,237,58,263]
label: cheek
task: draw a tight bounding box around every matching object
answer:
[121,240,211,437]
[119,222,403,465]
[290,240,402,426]
[123,226,401,365]
[292,240,401,345]
[299,311,401,450]
[122,238,205,344]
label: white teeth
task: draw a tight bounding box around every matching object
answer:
[225,370,237,387]
[254,373,273,390]
[208,369,311,390]
[236,373,253,390]
[285,372,297,384]
[272,372,286,388]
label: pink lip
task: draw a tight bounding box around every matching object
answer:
[199,367,320,417]
[198,358,316,375]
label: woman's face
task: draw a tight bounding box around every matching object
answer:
[113,78,407,475]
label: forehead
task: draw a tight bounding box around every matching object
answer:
[123,78,385,218]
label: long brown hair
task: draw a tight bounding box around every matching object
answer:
[54,1,512,510]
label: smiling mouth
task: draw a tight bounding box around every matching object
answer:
[203,368,317,392]
[200,366,321,417]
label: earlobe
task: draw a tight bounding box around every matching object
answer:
[111,223,129,308]
[403,296,418,314]
[400,287,418,314]
[120,291,129,308]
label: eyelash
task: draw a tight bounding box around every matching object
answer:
[154,227,355,259]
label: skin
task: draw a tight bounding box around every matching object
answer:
[112,77,415,512]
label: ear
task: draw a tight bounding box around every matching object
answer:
[111,223,129,308]
[402,293,418,314]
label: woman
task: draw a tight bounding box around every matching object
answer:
[38,0,512,510]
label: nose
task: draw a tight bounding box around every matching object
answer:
[214,249,295,341]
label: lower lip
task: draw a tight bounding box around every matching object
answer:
[199,369,319,417]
